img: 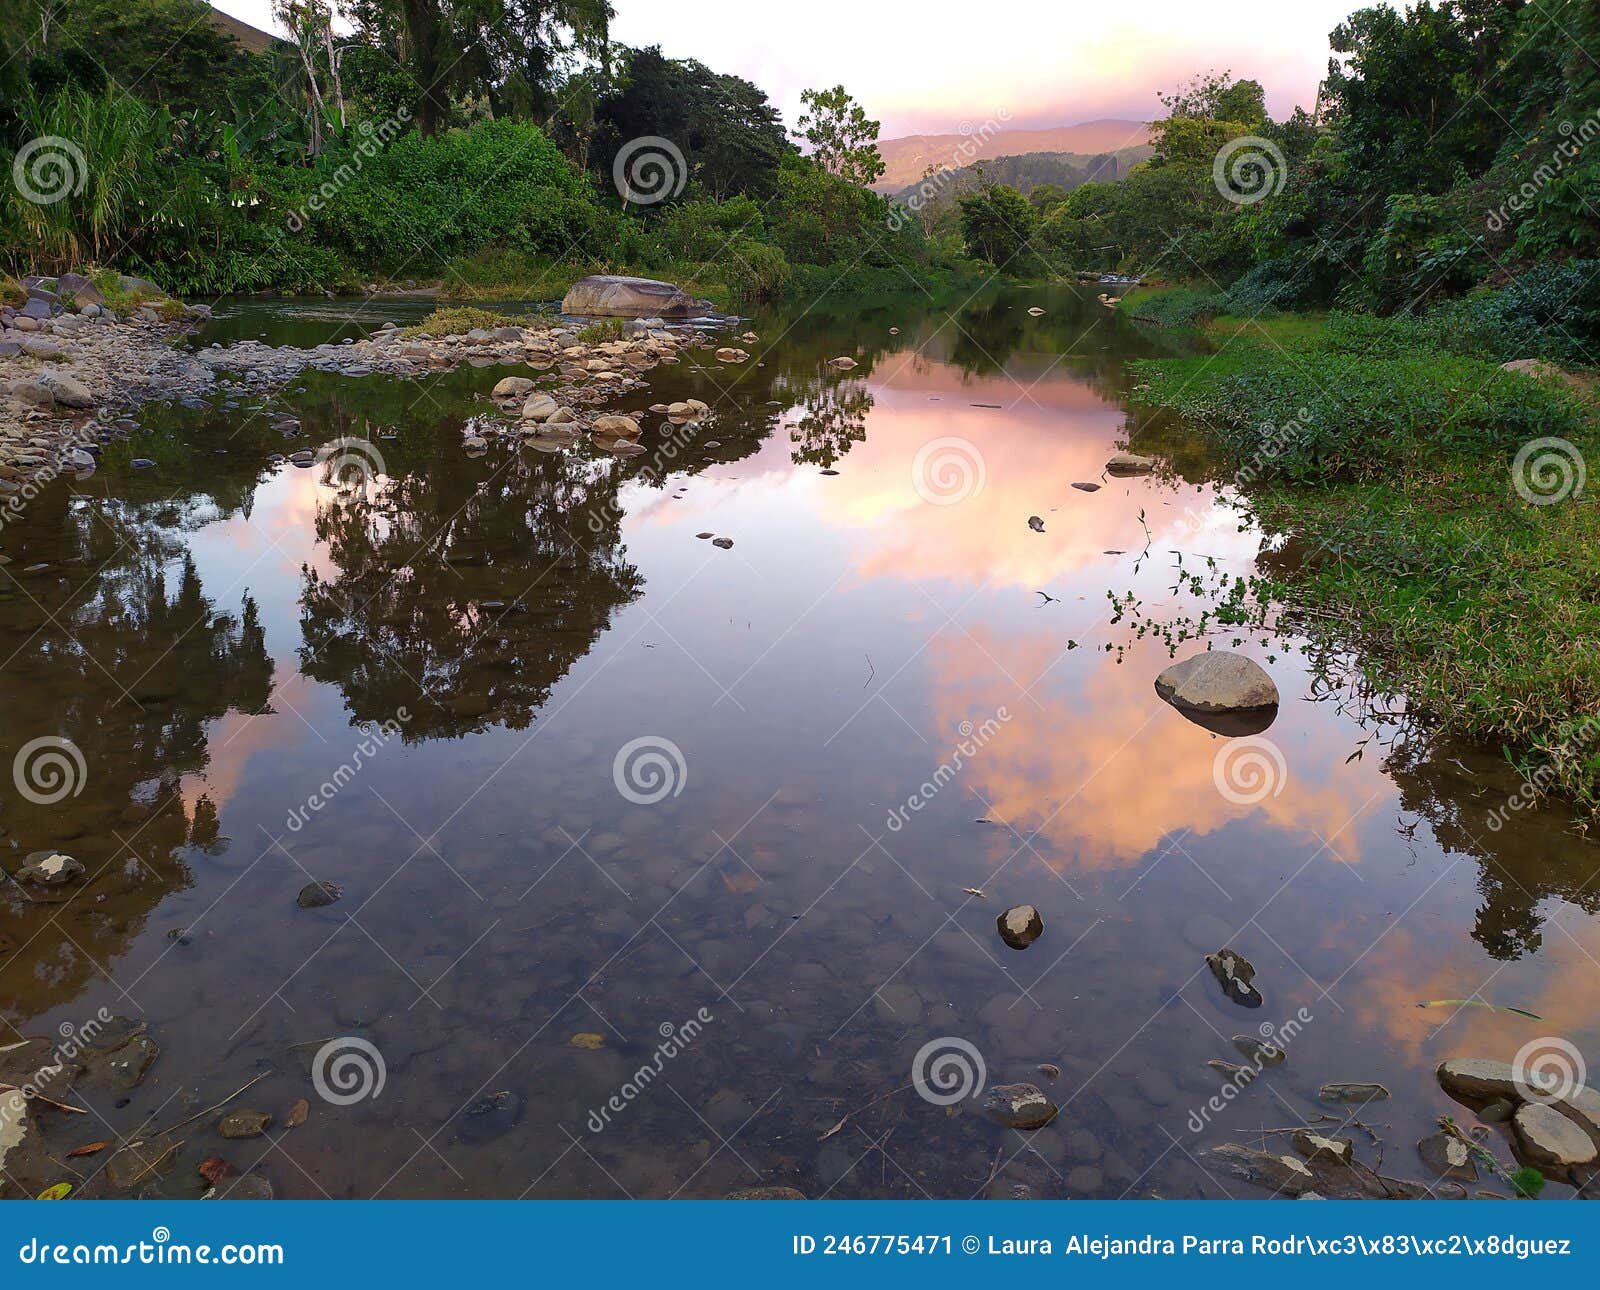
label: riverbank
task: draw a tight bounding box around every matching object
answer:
[1121,291,1600,817]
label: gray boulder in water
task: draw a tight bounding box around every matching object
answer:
[561,275,706,318]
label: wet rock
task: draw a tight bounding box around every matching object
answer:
[715,347,749,363]
[1071,481,1101,492]
[1206,947,1263,1008]
[561,275,705,319]
[725,1185,805,1199]
[981,1082,1058,1129]
[105,1135,181,1190]
[1436,1058,1522,1102]
[711,537,733,549]
[1105,451,1154,475]
[492,376,536,399]
[696,532,714,540]
[218,1109,272,1139]
[1477,1097,1516,1124]
[826,356,858,371]
[17,851,85,886]
[458,1090,522,1144]
[521,393,558,421]
[1232,1034,1286,1066]
[1319,1082,1389,1104]
[1206,1144,1315,1196]
[1027,515,1044,532]
[461,434,488,453]
[997,904,1043,950]
[591,414,640,437]
[297,880,343,908]
[1513,1102,1597,1172]
[1155,652,1279,732]
[205,1173,274,1200]
[1417,1131,1478,1181]
[1292,1130,1353,1165]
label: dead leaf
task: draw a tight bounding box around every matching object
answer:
[961,887,987,898]
[818,1116,846,1141]
[37,1183,72,1200]
[198,1156,236,1185]
[570,1033,605,1050]
[283,1098,309,1128]
[66,1140,111,1158]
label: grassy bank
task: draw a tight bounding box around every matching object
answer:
[1124,290,1600,816]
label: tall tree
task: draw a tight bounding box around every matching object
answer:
[794,85,885,189]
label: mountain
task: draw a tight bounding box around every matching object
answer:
[207,4,278,54]
[873,119,1152,192]
[890,147,1152,203]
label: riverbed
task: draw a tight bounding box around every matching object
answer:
[2,282,1596,1199]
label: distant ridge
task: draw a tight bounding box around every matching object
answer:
[207,4,278,54]
[873,119,1152,192]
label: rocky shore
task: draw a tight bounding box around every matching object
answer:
[1,272,716,520]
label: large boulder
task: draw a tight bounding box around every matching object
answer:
[38,368,95,409]
[561,275,706,319]
[56,272,105,310]
[1155,651,1279,734]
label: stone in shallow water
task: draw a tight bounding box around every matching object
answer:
[997,904,1043,950]
[1291,1129,1353,1165]
[17,852,84,886]
[981,1082,1058,1129]
[1417,1130,1478,1180]
[297,880,343,908]
[1319,1082,1389,1104]
[1155,651,1279,734]
[725,1185,805,1199]
[218,1109,272,1139]
[1513,1102,1597,1172]
[1206,947,1263,1008]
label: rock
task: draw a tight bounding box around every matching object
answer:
[1072,481,1101,492]
[997,904,1043,950]
[461,434,489,453]
[1514,1102,1597,1172]
[1231,1034,1286,1066]
[711,537,733,550]
[205,1173,275,1200]
[492,376,536,399]
[1206,1144,1315,1196]
[1206,947,1263,1008]
[297,880,343,908]
[1436,1058,1523,1102]
[826,356,858,371]
[1105,451,1155,475]
[521,393,558,421]
[20,338,62,360]
[105,1135,181,1190]
[1477,1098,1516,1124]
[458,1090,522,1144]
[981,1082,1058,1129]
[725,1185,806,1199]
[715,347,749,363]
[17,851,85,886]
[218,1110,272,1139]
[1417,1131,1478,1180]
[561,276,705,319]
[591,415,640,437]
[1154,651,1279,733]
[56,272,105,309]
[1500,357,1590,393]
[1292,1130,1353,1165]
[37,369,95,409]
[1027,515,1045,532]
[1319,1082,1389,1104]
[546,407,576,425]
[1028,307,1046,316]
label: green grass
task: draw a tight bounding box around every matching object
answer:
[1129,309,1600,816]
[402,306,534,337]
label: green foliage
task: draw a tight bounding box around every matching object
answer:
[1120,286,1227,328]
[1510,1167,1548,1199]
[794,85,885,189]
[405,306,530,337]
[958,185,1037,268]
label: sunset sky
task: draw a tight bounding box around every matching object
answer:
[210,0,1382,137]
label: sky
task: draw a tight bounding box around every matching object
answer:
[212,0,1379,138]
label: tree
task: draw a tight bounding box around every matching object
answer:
[958,184,1036,267]
[794,85,884,189]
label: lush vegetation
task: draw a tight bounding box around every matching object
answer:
[0,1,965,302]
